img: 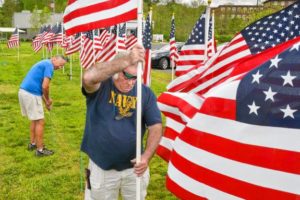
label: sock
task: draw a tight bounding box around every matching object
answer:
[38,148,43,152]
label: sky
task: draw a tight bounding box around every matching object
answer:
[176,0,263,7]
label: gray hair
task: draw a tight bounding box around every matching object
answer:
[54,55,69,62]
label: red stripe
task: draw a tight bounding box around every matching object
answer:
[64,0,129,22]
[176,60,203,66]
[156,146,172,162]
[182,125,300,174]
[164,126,180,141]
[65,10,137,36]
[143,50,151,85]
[179,49,205,56]
[171,150,299,199]
[166,176,208,200]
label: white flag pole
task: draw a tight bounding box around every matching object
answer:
[136,0,143,198]
[70,54,72,80]
[80,32,83,88]
[17,27,20,61]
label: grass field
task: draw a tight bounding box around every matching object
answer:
[0,42,177,200]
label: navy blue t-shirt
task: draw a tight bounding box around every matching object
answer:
[81,78,162,170]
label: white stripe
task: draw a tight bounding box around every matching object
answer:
[64,0,137,30]
[175,65,197,71]
[174,138,300,194]
[159,137,174,151]
[201,49,251,78]
[178,55,205,61]
[189,68,233,93]
[157,102,190,123]
[181,44,206,51]
[220,34,243,56]
[166,117,185,133]
[203,80,240,100]
[168,162,242,200]
[164,92,204,109]
[64,0,107,13]
[190,113,300,153]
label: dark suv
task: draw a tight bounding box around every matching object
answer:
[151,42,184,70]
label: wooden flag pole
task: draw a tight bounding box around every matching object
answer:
[136,0,143,199]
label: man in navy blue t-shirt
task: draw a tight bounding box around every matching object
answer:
[82,45,162,200]
[18,55,67,156]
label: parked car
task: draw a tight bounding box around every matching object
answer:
[151,42,184,70]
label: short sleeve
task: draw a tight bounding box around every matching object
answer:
[44,61,53,79]
[143,87,162,126]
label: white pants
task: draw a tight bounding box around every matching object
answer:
[85,159,150,200]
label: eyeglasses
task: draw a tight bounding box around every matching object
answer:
[122,71,137,80]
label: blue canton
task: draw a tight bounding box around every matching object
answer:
[236,42,300,129]
[143,14,152,50]
[119,23,126,37]
[241,2,300,54]
[185,11,205,45]
[169,17,175,39]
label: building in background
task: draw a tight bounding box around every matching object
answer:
[13,10,63,40]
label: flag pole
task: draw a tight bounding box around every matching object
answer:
[136,0,143,198]
[80,33,83,88]
[171,13,175,81]
[204,6,211,62]
[17,27,20,62]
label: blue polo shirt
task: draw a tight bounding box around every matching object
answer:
[81,78,162,171]
[20,59,54,96]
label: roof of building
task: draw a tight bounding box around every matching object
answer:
[13,11,63,29]
[0,27,25,33]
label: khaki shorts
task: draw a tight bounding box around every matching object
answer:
[85,159,150,200]
[18,89,44,120]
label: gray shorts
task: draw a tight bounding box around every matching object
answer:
[85,159,150,200]
[18,89,44,120]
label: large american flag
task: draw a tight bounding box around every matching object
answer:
[142,14,152,87]
[165,41,300,199]
[169,14,179,66]
[63,0,137,36]
[7,28,19,48]
[168,2,300,95]
[175,10,206,77]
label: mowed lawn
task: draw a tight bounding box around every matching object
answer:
[0,42,177,200]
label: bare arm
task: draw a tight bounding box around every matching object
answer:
[82,45,145,93]
[42,77,52,110]
[133,123,163,176]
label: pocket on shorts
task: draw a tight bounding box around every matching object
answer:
[141,168,150,189]
[89,161,105,190]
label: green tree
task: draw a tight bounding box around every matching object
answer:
[1,0,18,26]
[29,6,51,32]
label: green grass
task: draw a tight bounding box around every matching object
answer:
[0,42,177,200]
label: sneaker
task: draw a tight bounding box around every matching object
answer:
[28,143,37,151]
[35,148,54,157]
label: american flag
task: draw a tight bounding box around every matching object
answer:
[169,14,179,66]
[95,26,117,62]
[80,31,94,69]
[168,2,300,95]
[117,23,127,52]
[175,10,206,77]
[94,28,110,51]
[41,25,55,45]
[165,41,300,199]
[51,23,63,44]
[142,14,152,86]
[207,15,217,59]
[7,28,19,48]
[32,26,44,52]
[125,28,137,50]
[63,0,137,36]
[65,33,81,55]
